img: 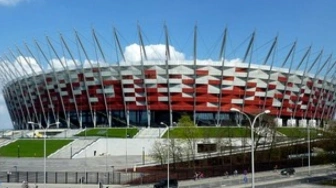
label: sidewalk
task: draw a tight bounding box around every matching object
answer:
[0,182,124,188]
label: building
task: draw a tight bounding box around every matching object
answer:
[1,27,335,130]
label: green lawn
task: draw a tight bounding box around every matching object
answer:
[277,127,324,139]
[163,127,251,138]
[0,139,73,157]
[75,128,139,138]
[162,127,326,139]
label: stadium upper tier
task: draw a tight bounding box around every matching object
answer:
[0,27,335,129]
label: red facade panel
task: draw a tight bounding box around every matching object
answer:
[196,70,208,76]
[246,82,257,88]
[135,88,145,93]
[235,67,246,73]
[182,88,194,93]
[278,76,287,82]
[182,79,194,84]
[268,84,276,90]
[134,79,143,84]
[223,76,234,81]
[208,80,221,85]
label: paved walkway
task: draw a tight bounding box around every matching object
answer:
[0,182,124,188]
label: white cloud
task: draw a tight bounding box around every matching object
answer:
[0,0,27,6]
[124,44,185,63]
[49,57,80,70]
[15,56,42,74]
[0,56,42,78]
[0,94,11,129]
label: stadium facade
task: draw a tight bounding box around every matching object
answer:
[1,27,336,130]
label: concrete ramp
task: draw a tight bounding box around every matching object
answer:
[0,139,15,147]
[49,139,98,159]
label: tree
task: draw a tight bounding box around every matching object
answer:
[254,114,277,151]
[319,119,336,163]
[150,133,185,168]
[176,114,201,169]
[150,140,167,165]
[169,138,184,169]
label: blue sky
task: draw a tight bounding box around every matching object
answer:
[0,0,336,129]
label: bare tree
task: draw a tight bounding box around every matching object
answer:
[150,140,167,165]
[319,119,336,162]
[169,138,184,169]
[254,114,277,151]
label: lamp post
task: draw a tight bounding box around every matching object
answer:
[230,108,270,188]
[14,165,18,182]
[308,121,311,176]
[160,122,170,188]
[17,145,20,158]
[125,127,128,175]
[28,121,60,188]
[111,165,115,184]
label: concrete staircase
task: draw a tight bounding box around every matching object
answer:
[53,129,83,138]
[134,128,167,138]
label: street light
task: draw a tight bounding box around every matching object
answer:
[28,121,60,188]
[308,121,311,176]
[111,165,115,184]
[160,122,170,188]
[230,108,270,188]
[17,145,20,158]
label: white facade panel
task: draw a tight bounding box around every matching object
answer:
[145,79,157,84]
[123,88,135,93]
[170,88,182,93]
[124,97,136,101]
[208,85,220,93]
[231,99,243,104]
[61,91,68,96]
[122,80,134,84]
[158,88,168,92]
[73,90,81,95]
[89,98,98,102]
[222,80,233,85]
[182,93,193,98]
[195,78,208,84]
[104,88,114,94]
[158,96,168,101]
[169,79,181,84]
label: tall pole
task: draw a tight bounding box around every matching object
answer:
[44,127,46,187]
[28,121,59,188]
[161,122,170,188]
[168,126,170,188]
[230,108,270,188]
[125,127,128,175]
[17,145,20,158]
[105,128,108,177]
[308,122,311,176]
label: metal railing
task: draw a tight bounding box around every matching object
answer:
[0,171,141,185]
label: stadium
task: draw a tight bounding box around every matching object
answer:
[1,27,336,130]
